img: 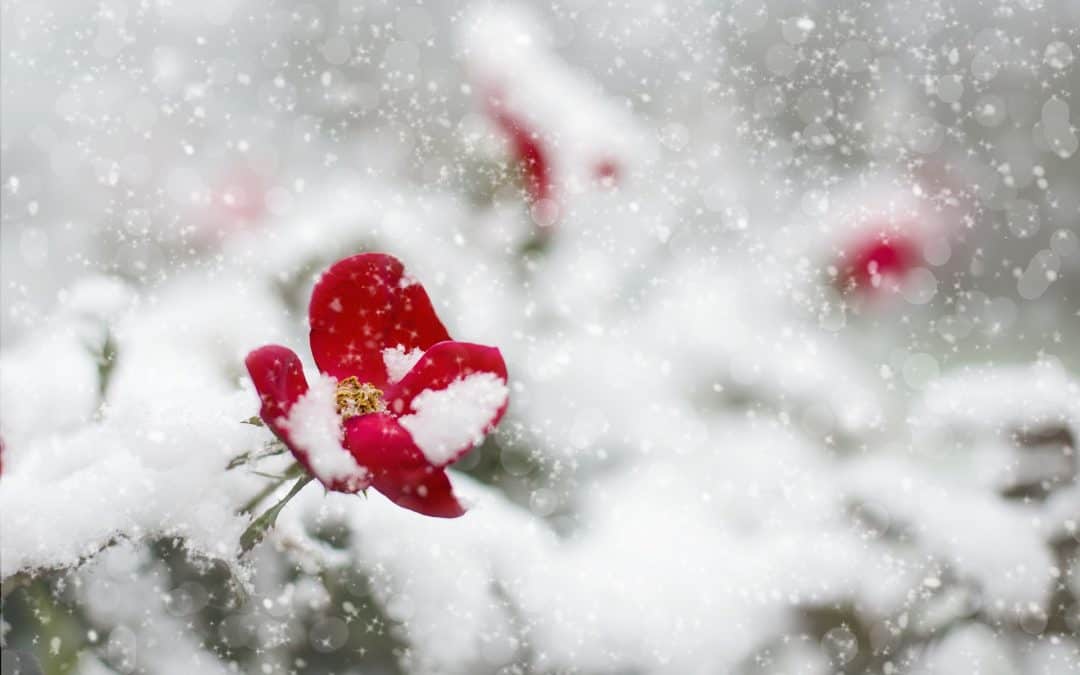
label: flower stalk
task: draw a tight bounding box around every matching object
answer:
[239,474,314,554]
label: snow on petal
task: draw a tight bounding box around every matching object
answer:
[382,344,425,384]
[282,374,367,490]
[398,372,509,465]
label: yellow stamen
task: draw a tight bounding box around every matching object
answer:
[334,376,385,420]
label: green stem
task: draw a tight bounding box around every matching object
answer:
[238,463,306,514]
[239,480,283,516]
[227,438,286,470]
[239,475,314,554]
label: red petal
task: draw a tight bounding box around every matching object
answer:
[386,341,508,415]
[309,253,451,387]
[246,347,369,493]
[838,231,920,293]
[384,341,508,466]
[503,116,552,203]
[245,345,309,441]
[485,92,553,204]
[345,414,466,518]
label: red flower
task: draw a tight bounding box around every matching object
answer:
[485,91,553,206]
[245,253,509,518]
[836,227,921,294]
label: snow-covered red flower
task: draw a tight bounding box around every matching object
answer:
[245,253,509,518]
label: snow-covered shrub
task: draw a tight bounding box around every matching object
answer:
[2,1,1077,674]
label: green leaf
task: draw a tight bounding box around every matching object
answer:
[248,464,307,481]
[227,451,252,470]
[239,474,314,554]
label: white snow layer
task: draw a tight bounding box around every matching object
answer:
[3,167,1074,672]
[281,374,365,488]
[0,275,290,578]
[272,426,865,674]
[382,344,425,383]
[399,373,509,465]
[75,543,236,675]
[844,455,1055,613]
[913,360,1080,440]
[913,623,1018,674]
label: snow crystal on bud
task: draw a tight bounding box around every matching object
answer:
[283,375,366,486]
[399,373,508,465]
[382,344,424,383]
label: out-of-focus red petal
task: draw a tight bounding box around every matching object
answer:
[245,345,309,441]
[594,159,620,184]
[486,96,553,205]
[309,253,451,387]
[837,227,921,293]
[344,413,466,518]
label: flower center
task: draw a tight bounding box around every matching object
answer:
[334,376,386,420]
